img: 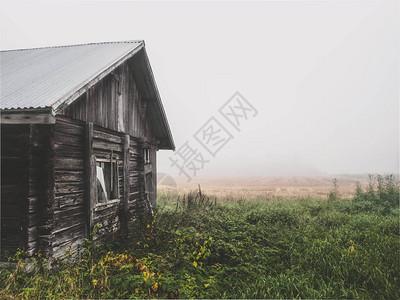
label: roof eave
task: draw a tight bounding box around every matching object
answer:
[52,41,145,113]
[0,107,55,124]
[142,47,175,151]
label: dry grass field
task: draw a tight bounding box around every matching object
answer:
[158,175,373,200]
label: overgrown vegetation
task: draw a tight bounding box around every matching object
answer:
[1,175,399,299]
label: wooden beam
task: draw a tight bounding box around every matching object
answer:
[123,134,130,230]
[84,122,94,238]
[1,109,55,124]
[28,124,55,260]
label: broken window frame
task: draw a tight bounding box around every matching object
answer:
[95,153,119,206]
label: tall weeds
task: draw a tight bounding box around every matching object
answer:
[1,175,399,299]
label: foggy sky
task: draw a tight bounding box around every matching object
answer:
[1,0,398,179]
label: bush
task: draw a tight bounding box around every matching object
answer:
[353,174,399,215]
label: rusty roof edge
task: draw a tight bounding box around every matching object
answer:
[142,47,175,151]
[52,41,145,113]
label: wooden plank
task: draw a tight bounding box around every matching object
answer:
[54,131,84,145]
[1,110,55,124]
[54,170,84,182]
[55,119,84,136]
[93,148,122,160]
[93,130,124,144]
[55,158,84,171]
[53,211,85,232]
[28,197,39,213]
[28,213,40,227]
[54,193,84,209]
[93,139,123,153]
[29,124,55,259]
[84,122,95,238]
[27,241,38,256]
[123,135,130,229]
[56,115,86,127]
[27,226,38,242]
[55,182,85,195]
[52,236,85,259]
[54,206,85,222]
[52,224,85,247]
[52,222,84,236]
[93,213,119,226]
[54,143,84,158]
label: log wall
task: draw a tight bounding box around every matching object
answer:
[1,125,30,260]
[52,116,86,259]
[91,124,124,239]
[50,116,150,259]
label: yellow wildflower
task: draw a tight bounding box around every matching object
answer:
[143,271,150,282]
[152,282,159,292]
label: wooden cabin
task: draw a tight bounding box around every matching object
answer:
[0,41,175,261]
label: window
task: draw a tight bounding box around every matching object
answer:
[144,148,150,164]
[96,159,119,204]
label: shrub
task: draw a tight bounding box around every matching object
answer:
[353,174,399,215]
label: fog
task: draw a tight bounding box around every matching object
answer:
[1,0,398,179]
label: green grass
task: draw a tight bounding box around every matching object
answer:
[1,176,399,299]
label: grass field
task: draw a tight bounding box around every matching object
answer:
[0,175,399,299]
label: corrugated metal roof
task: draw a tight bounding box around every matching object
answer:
[0,41,144,110]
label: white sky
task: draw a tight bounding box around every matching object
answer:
[1,0,398,178]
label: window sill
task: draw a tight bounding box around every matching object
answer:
[95,198,120,208]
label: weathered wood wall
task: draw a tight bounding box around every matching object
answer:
[144,146,157,208]
[29,125,54,259]
[1,125,30,260]
[91,124,124,239]
[59,59,155,142]
[128,139,146,218]
[1,124,55,260]
[52,116,86,259]
[49,116,150,259]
